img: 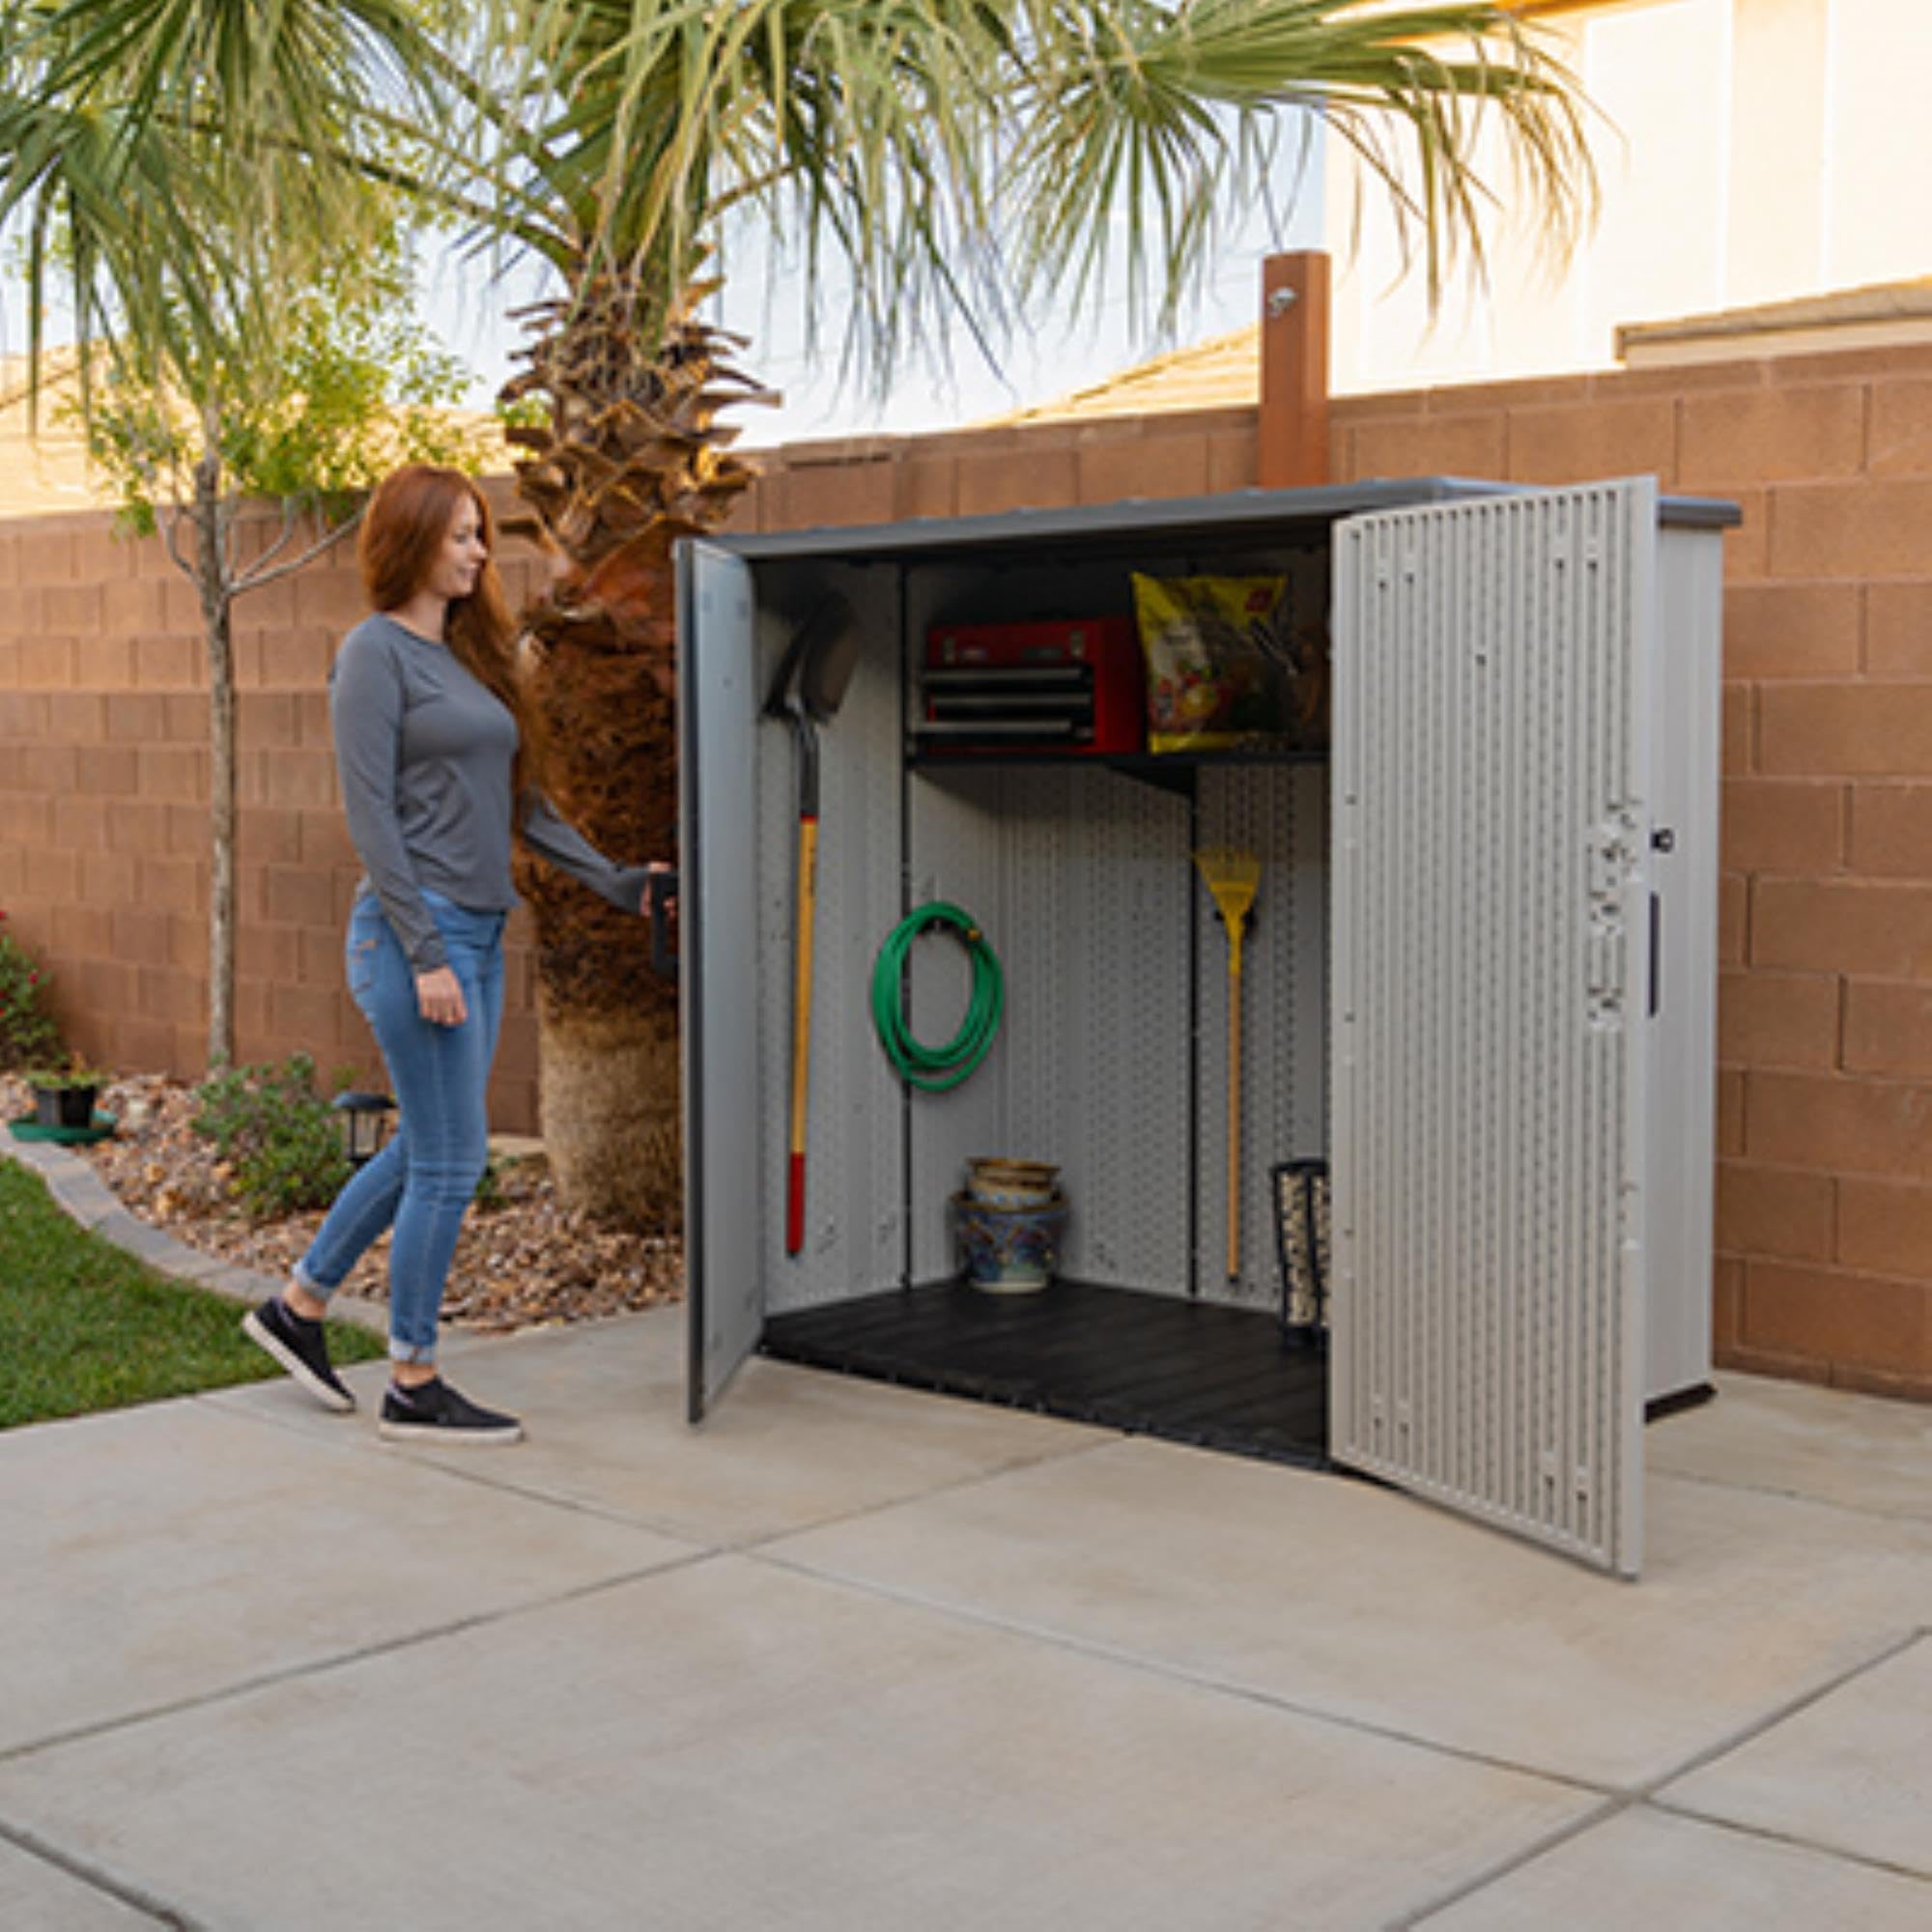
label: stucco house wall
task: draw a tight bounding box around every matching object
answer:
[1328,0,1932,393]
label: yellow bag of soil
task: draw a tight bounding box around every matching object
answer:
[1132,572,1298,754]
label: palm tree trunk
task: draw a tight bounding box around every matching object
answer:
[505,278,768,1224]
[519,528,684,1225]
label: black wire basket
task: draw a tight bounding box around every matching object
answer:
[1270,1158,1330,1349]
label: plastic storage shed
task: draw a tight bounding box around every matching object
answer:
[675,476,1740,1577]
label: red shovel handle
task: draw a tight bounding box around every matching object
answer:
[786,1152,807,1255]
[785,817,820,1256]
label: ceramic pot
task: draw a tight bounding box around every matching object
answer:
[952,1190,1068,1293]
[965,1157,1061,1209]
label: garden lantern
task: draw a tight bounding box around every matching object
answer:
[331,1091,395,1167]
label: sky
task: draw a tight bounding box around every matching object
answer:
[2,144,1324,454]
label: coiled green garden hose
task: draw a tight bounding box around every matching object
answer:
[871,903,1004,1092]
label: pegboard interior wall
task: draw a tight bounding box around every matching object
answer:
[753,563,909,1316]
[746,540,1333,1318]
[906,760,1327,1308]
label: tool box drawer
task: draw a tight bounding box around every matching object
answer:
[915,615,1146,756]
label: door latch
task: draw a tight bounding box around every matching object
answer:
[1648,893,1662,1018]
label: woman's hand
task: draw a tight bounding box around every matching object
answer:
[415,966,468,1028]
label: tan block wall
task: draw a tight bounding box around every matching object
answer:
[1325,343,1932,1400]
[0,412,1259,1140]
[2,362,1928,1398]
[0,502,554,1133]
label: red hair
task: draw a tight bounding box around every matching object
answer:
[358,465,541,795]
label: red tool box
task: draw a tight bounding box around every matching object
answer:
[915,616,1147,756]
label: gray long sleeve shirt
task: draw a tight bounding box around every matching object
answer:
[329,613,649,974]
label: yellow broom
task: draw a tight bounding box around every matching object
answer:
[1194,847,1261,1280]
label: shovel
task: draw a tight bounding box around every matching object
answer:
[766,595,859,1255]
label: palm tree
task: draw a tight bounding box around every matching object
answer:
[0,0,433,389]
[6,1,1595,1222]
[460,0,1597,1222]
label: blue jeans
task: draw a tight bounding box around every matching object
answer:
[297,889,505,1363]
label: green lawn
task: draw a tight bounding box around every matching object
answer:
[0,1157,385,1430]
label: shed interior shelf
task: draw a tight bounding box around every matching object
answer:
[906,744,1329,797]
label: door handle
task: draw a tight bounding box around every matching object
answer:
[647,867,679,980]
[1648,893,1662,1018]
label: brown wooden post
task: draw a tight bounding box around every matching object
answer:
[1258,252,1330,488]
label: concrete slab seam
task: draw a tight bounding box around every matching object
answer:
[1642,1626,1929,1801]
[1649,1463,1932,1527]
[1644,1789,1932,1889]
[1386,1796,1630,1931]
[1643,1624,1932,1886]
[0,1813,194,1929]
[1393,1626,1932,1927]
[194,1395,728,1541]
[717,1426,1124,1556]
[211,1383,1124,1555]
[748,1546,1613,1800]
[0,1550,723,1775]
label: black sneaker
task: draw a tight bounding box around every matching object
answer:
[242,1296,355,1413]
[379,1377,523,1446]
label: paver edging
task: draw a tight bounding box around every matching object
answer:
[0,1136,389,1336]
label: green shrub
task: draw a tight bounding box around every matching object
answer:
[25,1058,110,1090]
[0,912,64,1073]
[192,1053,351,1219]
[472,1154,507,1212]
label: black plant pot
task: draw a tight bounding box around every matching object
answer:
[35,1086,99,1131]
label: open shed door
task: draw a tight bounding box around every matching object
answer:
[678,542,766,1421]
[1329,481,1657,1577]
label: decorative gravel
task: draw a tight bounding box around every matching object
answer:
[2,1072,683,1335]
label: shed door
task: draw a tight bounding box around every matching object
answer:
[1329,481,1657,1577]
[678,541,766,1421]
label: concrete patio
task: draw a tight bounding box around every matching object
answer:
[0,1308,1925,1930]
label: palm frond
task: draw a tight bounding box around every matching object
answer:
[1005,1,1594,328]
[489,0,1593,390]
[1,0,1598,423]
[0,0,476,404]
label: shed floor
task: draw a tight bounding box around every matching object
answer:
[761,1278,1328,1466]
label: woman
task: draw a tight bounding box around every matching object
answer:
[243,465,668,1444]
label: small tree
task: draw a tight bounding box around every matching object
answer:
[78,244,489,1068]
